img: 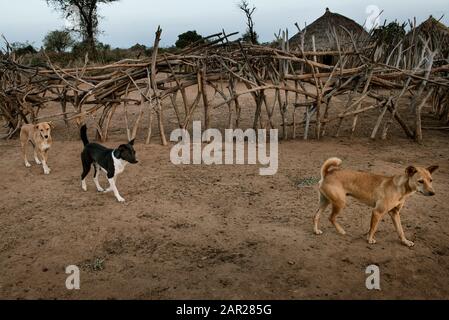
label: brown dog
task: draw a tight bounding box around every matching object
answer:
[314,158,438,247]
[20,122,53,175]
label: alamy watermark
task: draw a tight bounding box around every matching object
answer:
[365,265,381,291]
[365,5,382,31]
[66,265,80,290]
[170,121,279,176]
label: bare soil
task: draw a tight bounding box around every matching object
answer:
[1,88,449,300]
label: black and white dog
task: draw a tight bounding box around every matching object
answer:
[80,125,138,202]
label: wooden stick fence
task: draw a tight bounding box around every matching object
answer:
[1,26,448,143]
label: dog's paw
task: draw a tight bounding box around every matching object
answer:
[35,159,42,165]
[81,181,87,192]
[314,229,323,235]
[25,162,32,168]
[116,196,126,203]
[97,187,105,193]
[368,238,377,245]
[402,239,415,248]
[103,188,112,194]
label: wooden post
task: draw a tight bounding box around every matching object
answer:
[150,26,167,146]
[200,62,210,130]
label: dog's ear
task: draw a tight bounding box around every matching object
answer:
[427,165,439,174]
[48,121,55,129]
[129,139,135,146]
[406,166,417,177]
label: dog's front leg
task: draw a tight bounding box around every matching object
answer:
[368,206,387,245]
[107,178,125,203]
[103,176,117,193]
[389,206,414,247]
[34,149,42,165]
[41,149,51,175]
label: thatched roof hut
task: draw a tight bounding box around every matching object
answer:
[289,8,369,52]
[407,16,449,58]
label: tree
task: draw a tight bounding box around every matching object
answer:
[175,31,203,49]
[241,30,259,44]
[43,30,75,52]
[372,21,407,46]
[46,0,119,56]
[238,0,258,44]
[11,42,37,56]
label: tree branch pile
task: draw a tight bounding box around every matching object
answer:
[1,27,448,143]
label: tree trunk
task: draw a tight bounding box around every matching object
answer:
[86,28,96,58]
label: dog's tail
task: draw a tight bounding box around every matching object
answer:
[80,125,89,146]
[321,157,342,180]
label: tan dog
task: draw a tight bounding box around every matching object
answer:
[314,158,438,247]
[20,122,53,175]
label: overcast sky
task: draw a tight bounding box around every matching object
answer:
[0,0,447,48]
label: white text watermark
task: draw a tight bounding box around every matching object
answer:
[170,122,279,176]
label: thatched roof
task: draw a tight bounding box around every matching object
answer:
[289,8,369,51]
[407,16,449,57]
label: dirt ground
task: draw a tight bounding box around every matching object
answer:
[1,88,449,300]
